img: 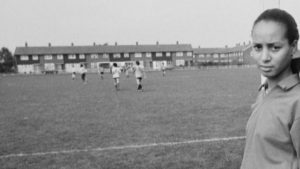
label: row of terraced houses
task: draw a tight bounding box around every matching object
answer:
[14,41,254,74]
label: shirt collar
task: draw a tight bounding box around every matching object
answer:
[277,74,300,90]
[259,74,300,91]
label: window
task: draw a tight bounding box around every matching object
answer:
[103,53,109,59]
[113,53,121,58]
[175,59,185,66]
[91,54,98,59]
[213,53,219,58]
[135,53,142,58]
[32,55,38,60]
[44,63,55,71]
[199,54,204,58]
[220,54,225,58]
[146,53,151,58]
[57,55,63,60]
[166,52,171,57]
[156,52,162,57]
[91,62,98,69]
[187,52,192,57]
[124,53,129,58]
[45,55,53,60]
[20,55,29,61]
[68,54,76,59]
[176,52,183,57]
[79,54,85,59]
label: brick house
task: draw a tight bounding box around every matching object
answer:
[14,42,193,74]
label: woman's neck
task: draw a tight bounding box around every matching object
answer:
[267,68,293,90]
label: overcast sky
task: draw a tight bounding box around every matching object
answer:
[1,0,300,52]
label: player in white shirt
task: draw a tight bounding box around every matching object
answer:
[111,63,121,90]
[71,72,76,80]
[98,64,104,80]
[133,61,145,91]
[79,64,87,84]
[125,65,130,78]
[161,62,166,77]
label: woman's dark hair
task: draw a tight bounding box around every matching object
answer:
[136,61,140,65]
[253,8,299,44]
[113,63,117,67]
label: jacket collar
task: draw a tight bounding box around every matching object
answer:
[259,74,300,91]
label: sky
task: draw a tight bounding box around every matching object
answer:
[1,0,300,52]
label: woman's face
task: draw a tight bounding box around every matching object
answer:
[251,20,297,81]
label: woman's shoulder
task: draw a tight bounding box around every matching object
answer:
[292,83,300,95]
[291,84,300,117]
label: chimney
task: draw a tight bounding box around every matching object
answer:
[176,41,179,45]
[48,43,51,47]
[156,41,159,45]
[93,42,96,46]
[225,45,228,48]
[136,41,138,46]
[243,42,246,46]
[71,42,74,46]
[198,46,201,48]
[115,42,117,46]
[25,42,28,47]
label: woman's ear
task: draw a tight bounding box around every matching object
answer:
[291,40,299,74]
[291,40,298,56]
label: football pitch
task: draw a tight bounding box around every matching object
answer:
[0,68,260,169]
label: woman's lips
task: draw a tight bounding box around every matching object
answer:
[259,65,273,72]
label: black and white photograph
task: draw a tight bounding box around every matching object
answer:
[1,0,300,168]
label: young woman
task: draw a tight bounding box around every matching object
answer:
[111,63,121,90]
[241,9,300,169]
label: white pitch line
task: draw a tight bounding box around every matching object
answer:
[0,136,245,159]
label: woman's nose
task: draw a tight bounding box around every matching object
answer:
[261,49,271,62]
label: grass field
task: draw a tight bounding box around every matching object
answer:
[0,68,261,169]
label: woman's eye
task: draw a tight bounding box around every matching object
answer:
[272,46,281,51]
[253,45,262,51]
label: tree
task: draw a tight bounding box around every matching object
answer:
[0,47,16,73]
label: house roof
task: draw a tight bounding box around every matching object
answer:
[227,44,251,52]
[193,48,227,54]
[14,44,193,55]
[193,44,252,54]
